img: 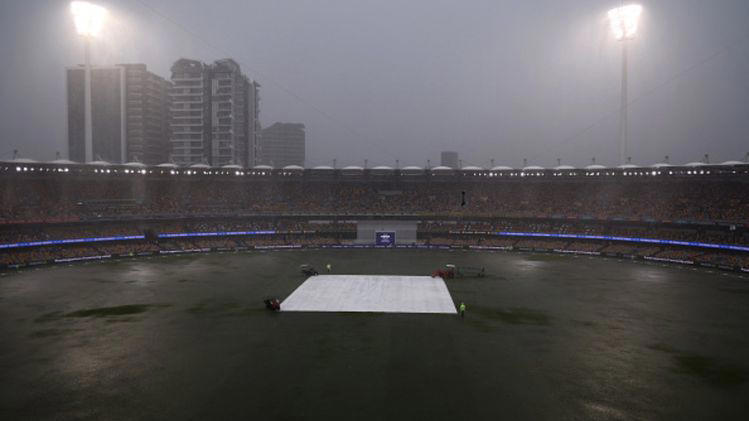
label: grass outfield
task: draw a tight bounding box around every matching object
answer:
[1,249,748,420]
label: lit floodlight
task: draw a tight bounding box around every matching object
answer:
[608,4,642,40]
[71,1,108,37]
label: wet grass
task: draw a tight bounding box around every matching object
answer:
[471,306,551,326]
[186,300,239,315]
[90,278,116,284]
[186,300,264,317]
[648,343,678,354]
[570,319,597,328]
[464,318,494,332]
[674,355,746,388]
[29,328,78,338]
[717,286,749,295]
[105,317,137,323]
[649,342,747,388]
[34,311,64,323]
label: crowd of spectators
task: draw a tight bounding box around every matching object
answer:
[154,220,355,234]
[2,176,748,224]
[0,224,142,244]
[419,220,748,246]
[2,174,748,270]
[3,231,748,270]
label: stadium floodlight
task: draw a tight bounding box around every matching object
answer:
[70,1,107,163]
[607,4,642,40]
[71,1,107,37]
[608,4,642,165]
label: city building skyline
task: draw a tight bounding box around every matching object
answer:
[440,151,458,169]
[260,122,305,168]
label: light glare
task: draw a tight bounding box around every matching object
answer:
[71,1,108,37]
[608,4,642,40]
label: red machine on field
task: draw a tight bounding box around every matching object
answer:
[431,264,485,279]
[431,268,455,279]
[264,298,281,311]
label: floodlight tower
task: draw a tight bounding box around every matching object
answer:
[70,1,107,163]
[608,4,642,165]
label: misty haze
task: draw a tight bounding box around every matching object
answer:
[1,1,748,420]
[1,0,747,166]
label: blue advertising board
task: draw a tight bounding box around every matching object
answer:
[375,232,396,246]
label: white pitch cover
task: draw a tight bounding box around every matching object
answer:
[281,275,457,314]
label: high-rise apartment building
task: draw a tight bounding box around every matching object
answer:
[119,64,171,164]
[247,80,261,167]
[67,64,170,164]
[169,58,260,167]
[169,59,211,165]
[67,66,125,163]
[259,123,305,168]
[440,151,459,168]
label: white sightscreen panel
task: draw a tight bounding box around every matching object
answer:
[281,275,457,314]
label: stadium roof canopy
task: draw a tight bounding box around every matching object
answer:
[522,165,545,170]
[431,166,453,171]
[48,159,78,165]
[189,163,210,168]
[684,162,707,167]
[221,164,242,169]
[554,165,575,170]
[617,163,641,168]
[157,163,178,168]
[491,166,514,171]
[283,165,304,170]
[342,166,364,171]
[88,160,111,166]
[123,162,146,167]
[5,158,38,163]
[401,166,423,171]
[461,166,484,170]
[652,162,672,168]
[720,160,747,166]
[312,165,334,170]
[370,166,394,170]
[253,165,273,170]
[585,164,606,170]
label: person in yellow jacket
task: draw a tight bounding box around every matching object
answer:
[459,302,466,319]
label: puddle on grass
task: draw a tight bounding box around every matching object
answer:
[35,304,170,323]
[673,354,746,388]
[64,304,169,318]
[648,342,747,388]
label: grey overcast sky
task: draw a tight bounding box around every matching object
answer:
[1,0,748,167]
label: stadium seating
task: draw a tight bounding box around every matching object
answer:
[1,171,747,270]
